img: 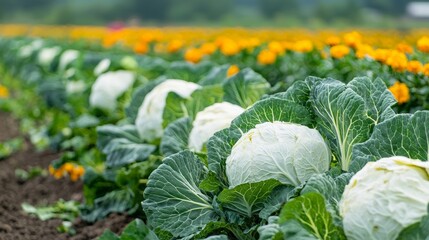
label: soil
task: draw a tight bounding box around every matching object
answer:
[0,112,133,240]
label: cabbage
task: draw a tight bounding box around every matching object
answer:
[94,58,111,76]
[18,39,44,58]
[188,102,244,152]
[89,70,135,111]
[58,49,79,71]
[37,46,61,67]
[340,156,429,240]
[135,79,200,142]
[226,121,331,187]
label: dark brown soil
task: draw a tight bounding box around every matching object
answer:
[0,112,133,240]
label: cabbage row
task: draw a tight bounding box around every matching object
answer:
[1,37,429,240]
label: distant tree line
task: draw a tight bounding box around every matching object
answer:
[0,0,423,24]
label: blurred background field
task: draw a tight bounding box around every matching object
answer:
[0,0,429,28]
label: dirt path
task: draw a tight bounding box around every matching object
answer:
[0,111,132,240]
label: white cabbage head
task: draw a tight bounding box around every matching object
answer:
[94,58,111,76]
[340,156,429,240]
[66,80,86,95]
[226,121,331,187]
[37,46,61,67]
[18,39,44,59]
[188,102,245,152]
[59,49,79,71]
[89,70,135,111]
[135,79,200,142]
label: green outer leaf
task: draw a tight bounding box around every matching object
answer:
[207,128,237,187]
[160,117,192,156]
[223,68,270,108]
[311,79,373,171]
[165,61,213,82]
[142,151,218,237]
[230,97,313,135]
[98,230,120,240]
[347,77,396,124]
[351,111,429,172]
[119,219,159,240]
[300,173,353,225]
[81,189,135,222]
[217,179,281,218]
[103,138,156,167]
[99,219,159,240]
[278,192,346,240]
[96,124,141,150]
[162,85,224,128]
[199,65,229,86]
[259,185,296,220]
[199,171,223,193]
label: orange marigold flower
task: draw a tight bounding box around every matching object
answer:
[396,43,413,54]
[293,40,313,53]
[372,49,390,63]
[268,41,284,55]
[70,173,79,182]
[63,163,75,174]
[48,165,56,175]
[200,42,217,55]
[167,40,183,53]
[220,39,240,56]
[330,45,350,59]
[0,85,9,98]
[184,48,203,64]
[355,44,374,59]
[227,65,239,77]
[325,36,341,46]
[388,82,410,104]
[407,60,423,74]
[257,49,277,65]
[134,42,148,54]
[73,166,85,176]
[423,63,429,76]
[417,36,429,53]
[343,31,362,48]
[386,51,408,72]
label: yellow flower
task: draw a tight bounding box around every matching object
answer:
[70,166,85,182]
[343,31,362,48]
[423,63,429,76]
[134,42,148,54]
[372,49,390,63]
[227,65,239,77]
[257,49,276,65]
[0,85,9,98]
[268,41,284,55]
[396,43,413,54]
[48,165,56,175]
[355,44,374,59]
[407,60,423,74]
[220,39,240,56]
[200,42,217,55]
[63,163,75,174]
[184,48,203,64]
[325,36,341,46]
[293,40,313,53]
[167,40,183,53]
[330,45,350,59]
[389,82,410,104]
[417,36,429,53]
[386,50,408,72]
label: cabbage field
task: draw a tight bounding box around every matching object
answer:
[1,25,429,239]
